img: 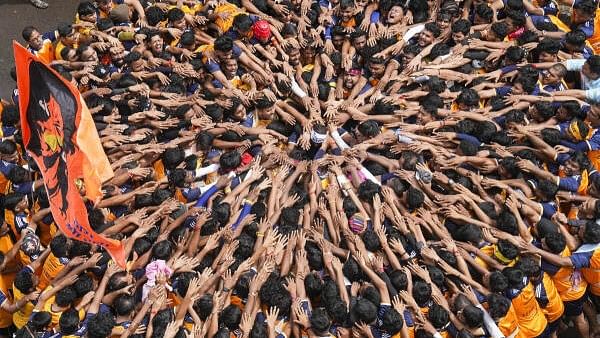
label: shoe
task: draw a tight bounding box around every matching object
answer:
[29,0,48,9]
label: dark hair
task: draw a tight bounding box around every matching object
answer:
[167,7,185,22]
[14,269,35,293]
[452,19,471,35]
[351,298,378,324]
[488,271,509,293]
[152,240,174,261]
[219,151,241,171]
[424,22,442,38]
[544,232,566,253]
[310,308,331,333]
[114,294,136,316]
[490,22,509,40]
[475,4,493,21]
[587,55,600,75]
[22,26,37,41]
[57,23,73,38]
[214,35,234,52]
[462,305,484,328]
[412,281,432,306]
[86,312,116,338]
[55,286,77,307]
[487,293,511,319]
[59,308,80,335]
[456,88,480,108]
[406,187,425,210]
[429,304,450,329]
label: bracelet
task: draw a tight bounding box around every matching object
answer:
[256,231,264,237]
[222,287,230,292]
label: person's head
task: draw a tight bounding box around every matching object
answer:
[114,294,136,318]
[78,43,99,63]
[78,1,98,23]
[528,101,555,123]
[219,151,242,172]
[22,26,44,50]
[583,56,600,80]
[542,231,567,253]
[356,120,381,142]
[573,0,596,23]
[252,20,272,44]
[458,305,484,329]
[494,239,519,265]
[86,312,115,338]
[537,38,561,62]
[541,63,567,87]
[124,50,144,72]
[565,30,588,52]
[0,139,18,162]
[412,281,432,306]
[255,97,276,120]
[55,286,77,308]
[429,304,450,330]
[59,309,80,335]
[339,0,356,22]
[368,56,387,78]
[167,7,187,30]
[387,4,404,24]
[222,57,239,77]
[566,119,591,144]
[419,22,441,47]
[310,308,331,335]
[504,10,525,32]
[474,4,493,24]
[107,270,132,293]
[147,32,164,55]
[351,298,378,324]
[487,22,509,41]
[350,29,368,51]
[343,68,362,89]
[57,23,78,46]
[180,31,196,50]
[214,35,234,60]
[456,88,480,110]
[14,268,38,294]
[30,311,52,331]
[60,47,78,62]
[109,45,126,66]
[487,294,511,320]
[451,19,471,44]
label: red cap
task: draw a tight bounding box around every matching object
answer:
[253,20,271,40]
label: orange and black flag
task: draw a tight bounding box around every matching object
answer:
[13,42,126,268]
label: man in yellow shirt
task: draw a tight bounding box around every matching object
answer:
[54,23,79,61]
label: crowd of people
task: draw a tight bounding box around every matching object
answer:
[6,0,600,337]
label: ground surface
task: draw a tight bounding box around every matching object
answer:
[0,0,78,100]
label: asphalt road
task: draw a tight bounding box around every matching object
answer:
[0,0,78,100]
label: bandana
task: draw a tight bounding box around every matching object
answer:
[310,129,327,144]
[569,120,593,141]
[493,244,516,265]
[349,214,366,233]
[252,20,271,40]
[21,232,41,258]
[241,152,254,166]
[348,69,362,76]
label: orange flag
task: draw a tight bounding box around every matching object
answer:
[13,42,125,268]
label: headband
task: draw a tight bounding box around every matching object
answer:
[310,129,327,144]
[493,244,516,265]
[569,120,592,141]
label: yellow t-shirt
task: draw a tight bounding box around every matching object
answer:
[214,3,243,32]
[12,268,36,329]
[38,253,66,291]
